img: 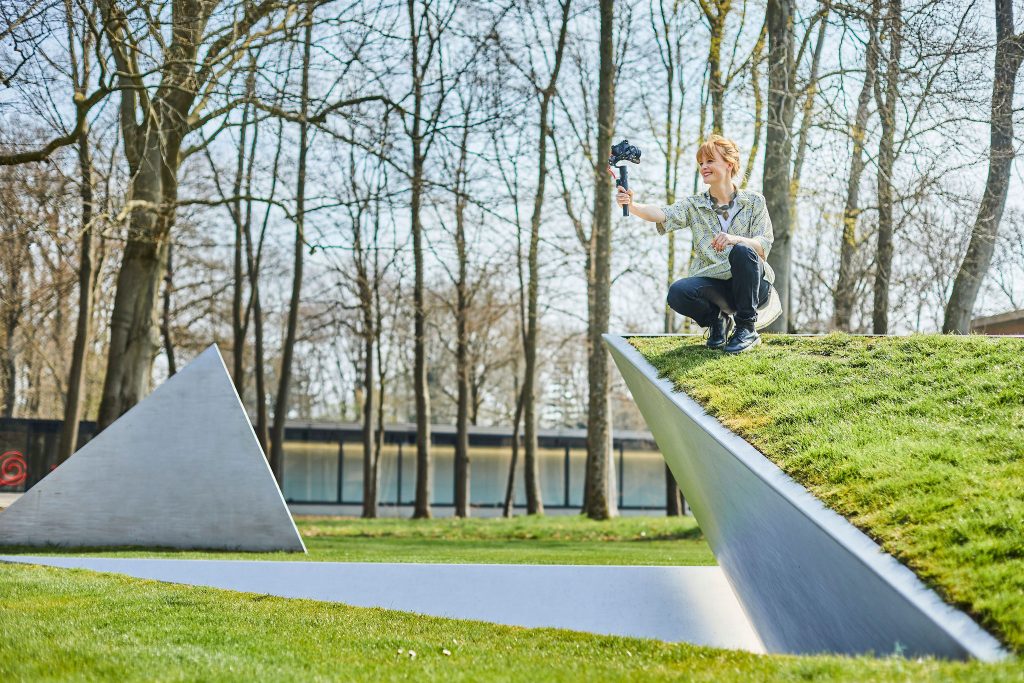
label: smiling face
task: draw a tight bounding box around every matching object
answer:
[698,147,733,188]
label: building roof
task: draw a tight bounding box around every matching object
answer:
[970,309,1024,335]
[283,420,657,448]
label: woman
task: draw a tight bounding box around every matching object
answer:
[615,134,782,353]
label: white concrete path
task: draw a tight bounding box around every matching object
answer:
[0,556,764,652]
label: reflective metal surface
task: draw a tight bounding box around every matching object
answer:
[0,346,305,552]
[605,333,1008,661]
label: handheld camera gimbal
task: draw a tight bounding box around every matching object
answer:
[608,139,642,217]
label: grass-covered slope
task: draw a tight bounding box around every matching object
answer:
[628,334,1024,653]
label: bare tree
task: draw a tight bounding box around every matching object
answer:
[744,21,769,189]
[789,5,828,200]
[647,0,691,514]
[763,0,798,331]
[453,118,473,517]
[404,0,466,519]
[944,0,1024,333]
[270,2,315,485]
[584,0,617,520]
[872,0,902,333]
[834,3,880,331]
[92,0,302,429]
[337,146,395,518]
[696,0,762,135]
[515,0,573,516]
[0,186,32,418]
[57,2,98,462]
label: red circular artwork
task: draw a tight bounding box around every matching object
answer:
[0,450,27,487]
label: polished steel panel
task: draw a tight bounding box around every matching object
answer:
[0,346,306,552]
[605,333,1007,661]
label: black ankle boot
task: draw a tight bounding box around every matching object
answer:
[706,314,734,349]
[724,325,761,354]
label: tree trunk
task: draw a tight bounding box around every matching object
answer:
[789,11,827,200]
[361,325,378,518]
[744,22,767,190]
[57,126,95,463]
[522,0,571,514]
[97,138,174,428]
[665,463,683,516]
[455,289,470,516]
[834,4,879,331]
[763,0,797,332]
[270,4,314,486]
[161,242,177,376]
[410,0,432,519]
[94,0,285,430]
[584,0,617,520]
[373,305,387,514]
[872,0,901,335]
[231,99,251,397]
[454,181,471,518]
[503,382,526,518]
[707,11,726,134]
[944,0,1024,333]
[251,291,269,450]
[655,2,687,512]
[245,114,280,455]
[0,286,19,418]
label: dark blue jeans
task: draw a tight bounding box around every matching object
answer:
[667,244,770,329]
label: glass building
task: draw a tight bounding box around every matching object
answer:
[282,421,668,513]
[1,419,671,514]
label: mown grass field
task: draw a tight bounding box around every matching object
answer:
[2,515,1023,681]
[0,514,715,565]
[629,333,1024,655]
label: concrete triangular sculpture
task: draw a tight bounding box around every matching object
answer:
[0,345,305,552]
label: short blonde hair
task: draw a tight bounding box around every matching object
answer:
[696,134,744,186]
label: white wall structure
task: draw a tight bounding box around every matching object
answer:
[0,346,305,552]
[604,334,1008,662]
[0,556,763,651]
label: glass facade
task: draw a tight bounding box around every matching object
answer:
[283,442,339,502]
[283,439,669,509]
[1,418,671,511]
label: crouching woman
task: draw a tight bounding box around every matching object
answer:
[616,134,782,353]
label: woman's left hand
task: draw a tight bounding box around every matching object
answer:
[712,232,741,252]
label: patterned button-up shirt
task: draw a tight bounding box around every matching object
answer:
[657,188,775,284]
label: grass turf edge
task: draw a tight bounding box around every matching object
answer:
[626,333,1024,654]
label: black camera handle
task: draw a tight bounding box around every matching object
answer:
[616,164,630,217]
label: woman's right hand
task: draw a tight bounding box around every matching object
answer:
[615,186,634,209]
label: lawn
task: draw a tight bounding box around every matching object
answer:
[2,515,1023,681]
[0,514,715,565]
[628,333,1024,655]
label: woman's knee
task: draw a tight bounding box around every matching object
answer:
[667,278,701,313]
[729,243,757,264]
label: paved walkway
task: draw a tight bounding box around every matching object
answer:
[0,556,764,652]
[0,492,21,509]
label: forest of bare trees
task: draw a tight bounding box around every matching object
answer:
[1,0,1022,519]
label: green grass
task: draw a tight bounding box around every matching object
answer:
[2,516,1023,681]
[0,515,715,566]
[629,333,1024,654]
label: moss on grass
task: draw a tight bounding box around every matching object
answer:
[628,333,1024,653]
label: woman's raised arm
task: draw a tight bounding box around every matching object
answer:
[615,186,667,223]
